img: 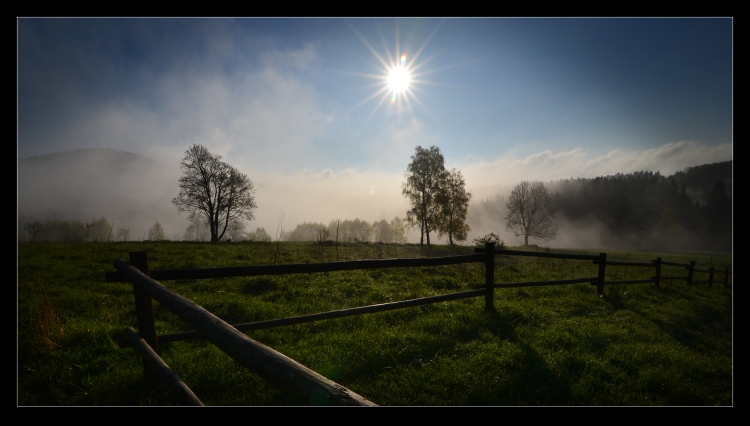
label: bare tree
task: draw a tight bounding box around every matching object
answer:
[505,181,559,246]
[316,227,330,243]
[402,146,448,248]
[82,222,94,244]
[116,228,130,242]
[89,217,112,242]
[172,144,257,242]
[24,221,44,243]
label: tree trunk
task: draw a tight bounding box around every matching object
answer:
[448,214,454,246]
[420,218,425,246]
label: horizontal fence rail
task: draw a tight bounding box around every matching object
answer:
[592,260,654,267]
[114,259,377,406]
[106,254,486,283]
[118,289,486,348]
[661,261,691,268]
[476,277,599,289]
[591,279,656,286]
[474,247,600,261]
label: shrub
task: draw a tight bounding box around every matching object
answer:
[472,232,505,249]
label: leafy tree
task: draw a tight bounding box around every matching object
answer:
[148,221,166,241]
[183,216,210,241]
[436,168,471,245]
[657,208,683,237]
[389,216,408,243]
[247,227,271,242]
[226,219,246,241]
[402,146,447,248]
[371,219,391,243]
[505,181,558,246]
[330,218,372,242]
[89,217,112,242]
[703,180,732,249]
[285,222,328,241]
[600,197,643,249]
[172,144,257,242]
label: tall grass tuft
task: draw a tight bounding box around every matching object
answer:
[25,282,65,351]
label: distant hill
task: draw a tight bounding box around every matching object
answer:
[18,148,185,240]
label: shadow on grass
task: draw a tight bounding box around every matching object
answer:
[327,307,572,405]
[602,285,732,354]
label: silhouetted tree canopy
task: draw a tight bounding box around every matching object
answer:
[172,144,257,243]
[505,181,558,246]
[545,161,731,250]
[402,146,448,248]
[436,168,471,245]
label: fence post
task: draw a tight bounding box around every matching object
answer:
[708,266,714,288]
[653,257,661,288]
[597,253,606,296]
[687,261,696,285]
[485,242,495,311]
[129,251,159,383]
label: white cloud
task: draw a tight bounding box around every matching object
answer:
[46,42,332,175]
[586,140,732,176]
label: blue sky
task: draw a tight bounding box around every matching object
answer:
[17,18,733,239]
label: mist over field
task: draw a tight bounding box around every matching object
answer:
[18,146,731,249]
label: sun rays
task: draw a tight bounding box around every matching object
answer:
[346,20,443,122]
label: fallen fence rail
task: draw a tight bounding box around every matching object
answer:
[114,258,377,406]
[123,327,204,406]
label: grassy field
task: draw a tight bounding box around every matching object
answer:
[17,241,732,405]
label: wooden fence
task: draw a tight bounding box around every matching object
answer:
[105,244,731,406]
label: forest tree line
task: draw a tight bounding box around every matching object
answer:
[549,161,731,251]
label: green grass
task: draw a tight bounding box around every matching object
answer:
[17,241,732,405]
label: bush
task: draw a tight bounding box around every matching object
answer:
[472,232,505,249]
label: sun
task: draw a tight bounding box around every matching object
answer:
[346,21,441,121]
[387,54,411,94]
